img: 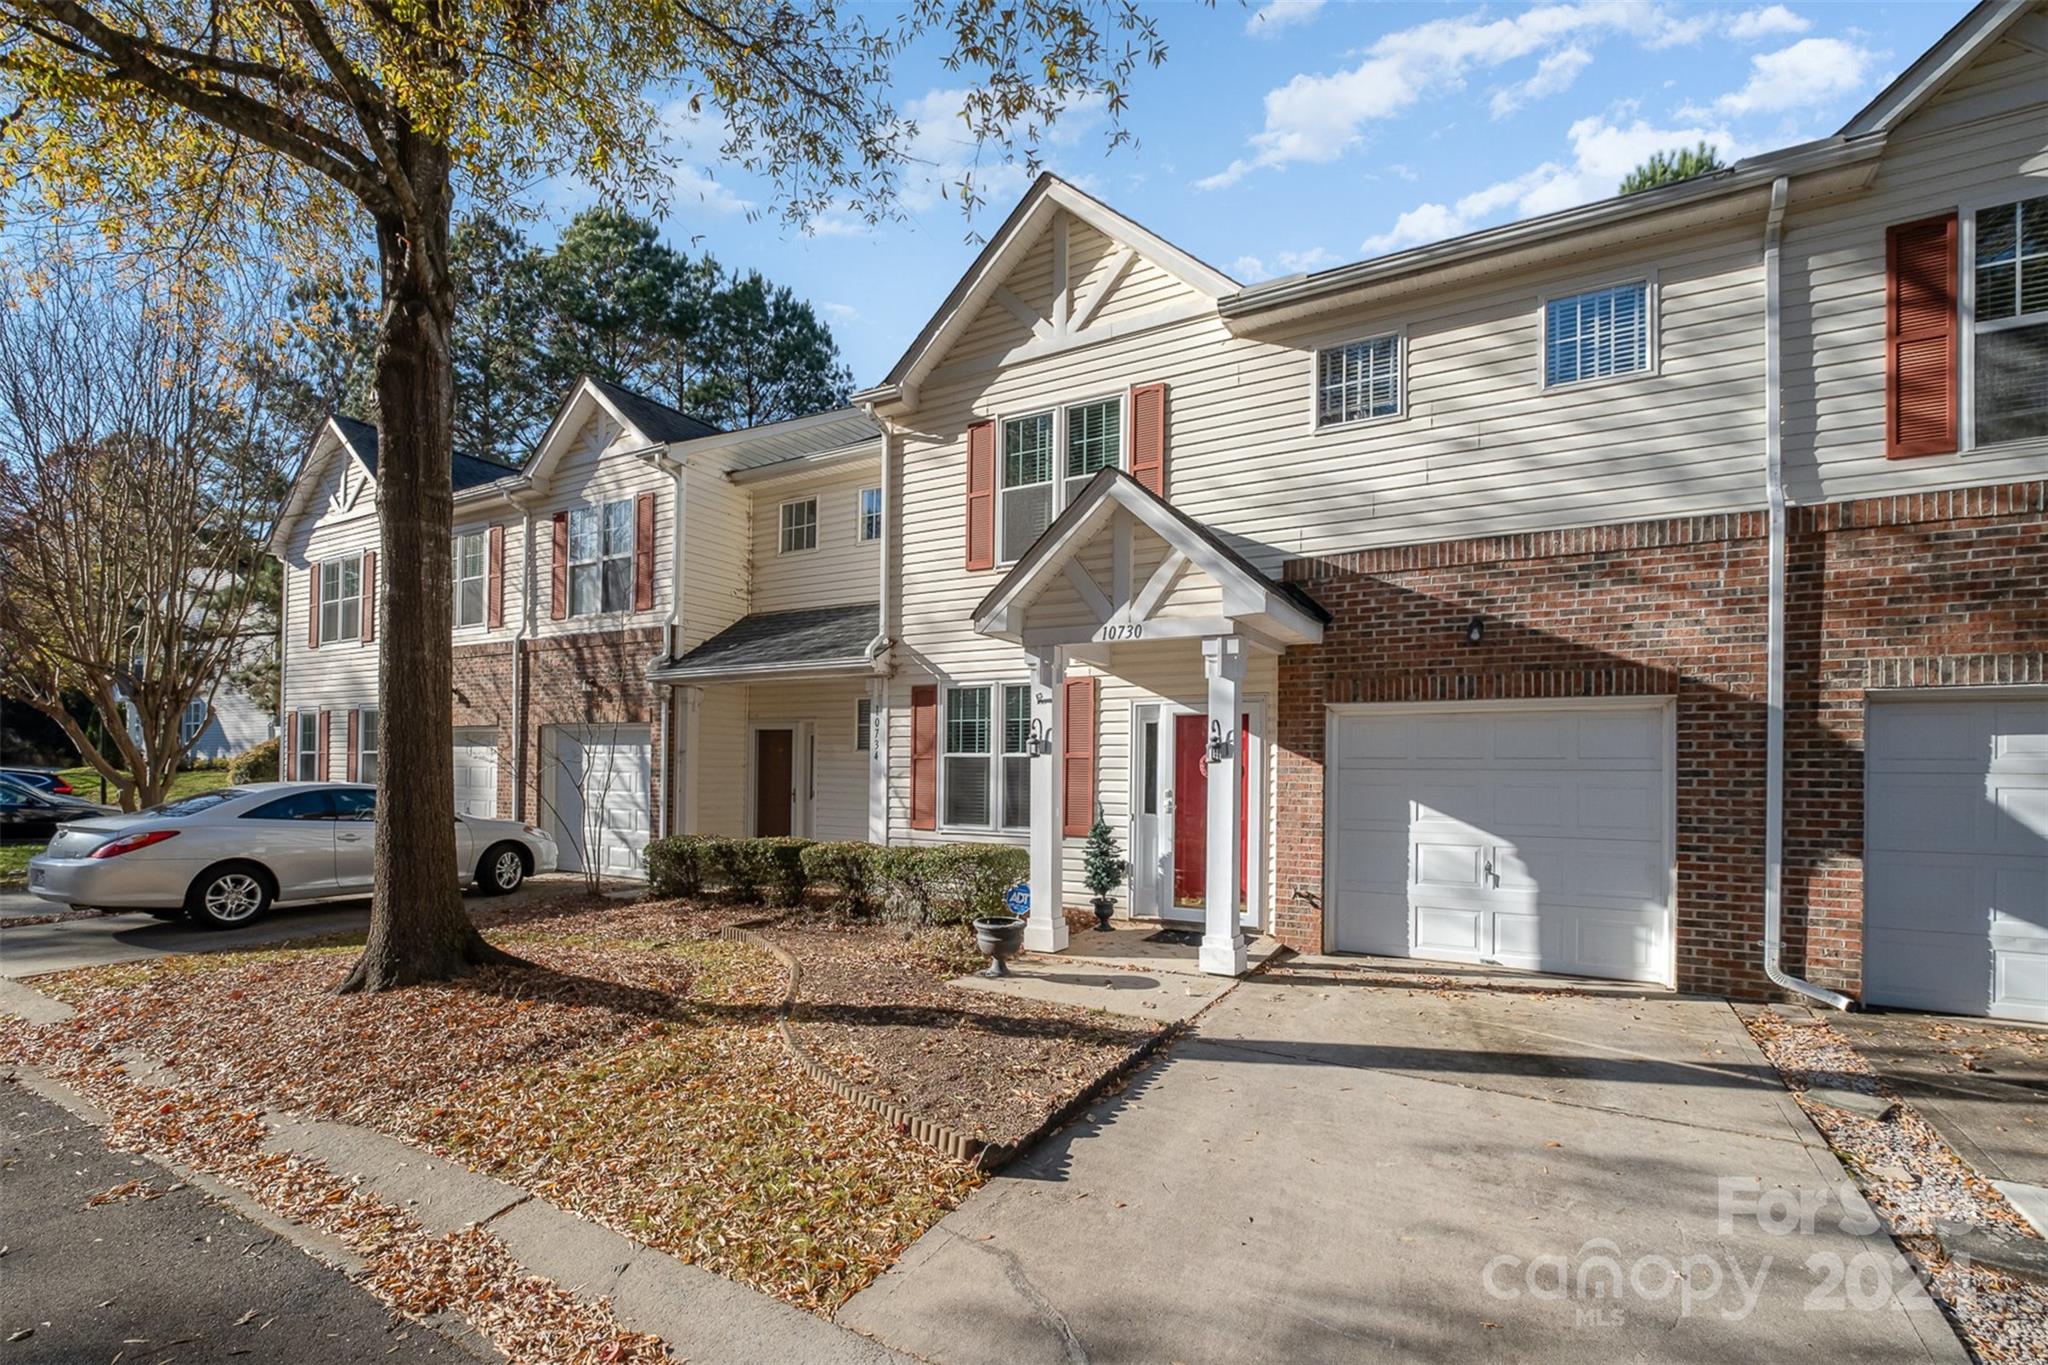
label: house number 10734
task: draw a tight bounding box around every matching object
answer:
[1100,623,1144,641]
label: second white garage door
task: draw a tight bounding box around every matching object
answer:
[452,730,501,819]
[1328,701,1675,985]
[546,724,652,878]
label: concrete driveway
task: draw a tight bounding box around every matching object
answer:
[0,875,593,977]
[841,956,1966,1365]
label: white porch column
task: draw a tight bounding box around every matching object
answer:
[1200,635,1247,976]
[1025,646,1069,953]
[675,686,702,835]
[866,677,889,844]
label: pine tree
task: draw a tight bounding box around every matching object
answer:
[1082,810,1127,909]
[1619,142,1726,195]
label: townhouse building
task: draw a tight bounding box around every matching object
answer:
[274,0,2047,1022]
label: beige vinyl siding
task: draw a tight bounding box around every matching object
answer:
[1783,56,2048,502]
[693,686,748,835]
[281,451,380,779]
[532,410,675,638]
[747,462,883,614]
[747,677,870,840]
[681,462,750,650]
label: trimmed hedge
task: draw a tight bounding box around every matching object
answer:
[643,834,1028,924]
[226,738,279,784]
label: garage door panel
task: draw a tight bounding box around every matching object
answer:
[1865,695,2048,1021]
[1336,831,1408,895]
[549,725,652,878]
[1329,704,1673,987]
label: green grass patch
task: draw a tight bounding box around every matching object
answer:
[0,841,37,887]
[56,766,232,805]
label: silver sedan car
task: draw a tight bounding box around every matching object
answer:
[26,782,559,927]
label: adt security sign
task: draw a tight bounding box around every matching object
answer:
[1005,882,1031,917]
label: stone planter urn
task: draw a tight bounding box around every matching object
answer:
[1092,896,1114,931]
[973,915,1028,977]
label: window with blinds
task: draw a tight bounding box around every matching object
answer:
[1544,281,1650,387]
[1316,334,1400,426]
[1973,194,2048,446]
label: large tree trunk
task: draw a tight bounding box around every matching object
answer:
[339,142,520,993]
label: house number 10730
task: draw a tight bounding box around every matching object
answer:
[1100,623,1144,641]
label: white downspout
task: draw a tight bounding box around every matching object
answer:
[1761,175,1852,1011]
[640,444,689,841]
[510,494,534,823]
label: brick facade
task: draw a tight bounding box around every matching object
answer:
[447,626,669,835]
[1276,480,2048,1001]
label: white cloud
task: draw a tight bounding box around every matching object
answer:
[1693,37,1877,117]
[1727,5,1810,41]
[1229,246,1341,282]
[820,301,859,321]
[1359,115,1744,254]
[1490,45,1593,118]
[670,163,752,216]
[1197,2,1710,189]
[895,86,1107,213]
[1244,0,1325,38]
[657,103,755,215]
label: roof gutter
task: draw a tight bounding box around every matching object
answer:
[1759,174,1852,1012]
[1219,135,1885,323]
[644,656,874,687]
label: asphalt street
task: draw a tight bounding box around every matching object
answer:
[0,1082,470,1362]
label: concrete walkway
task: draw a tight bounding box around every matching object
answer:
[841,955,1968,1365]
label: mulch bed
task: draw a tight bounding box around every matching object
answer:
[1746,1010,2048,1364]
[3,892,1163,1320]
[756,915,1163,1149]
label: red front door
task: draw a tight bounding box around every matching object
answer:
[1171,712,1250,910]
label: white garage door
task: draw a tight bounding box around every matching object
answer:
[548,724,652,878]
[1329,702,1674,985]
[1864,695,2048,1023]
[453,730,501,819]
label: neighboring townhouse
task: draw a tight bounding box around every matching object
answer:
[837,0,2047,1020]
[271,1,2044,1023]
[269,379,883,879]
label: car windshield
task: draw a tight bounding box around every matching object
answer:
[142,789,247,817]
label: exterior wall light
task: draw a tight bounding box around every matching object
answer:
[1465,615,1485,645]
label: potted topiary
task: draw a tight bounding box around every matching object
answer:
[1082,809,1126,931]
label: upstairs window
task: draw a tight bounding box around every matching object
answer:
[780,497,818,553]
[1544,281,1650,387]
[1971,193,2048,446]
[319,556,362,643]
[1316,334,1401,426]
[568,499,634,615]
[452,530,487,628]
[857,487,883,543]
[999,397,1124,563]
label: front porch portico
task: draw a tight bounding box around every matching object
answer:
[972,471,1327,975]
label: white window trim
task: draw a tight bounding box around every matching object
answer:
[778,496,819,555]
[1957,186,2048,454]
[1537,271,1660,392]
[993,390,1128,567]
[1310,327,1407,432]
[180,698,209,747]
[452,528,489,632]
[356,706,380,784]
[295,712,320,780]
[856,486,883,544]
[567,498,636,617]
[937,680,1033,834]
[318,552,364,645]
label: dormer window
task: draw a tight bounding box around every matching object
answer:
[569,500,634,616]
[999,396,1124,563]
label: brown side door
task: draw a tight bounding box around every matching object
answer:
[754,729,794,837]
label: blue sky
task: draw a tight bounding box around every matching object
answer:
[544,1,1969,387]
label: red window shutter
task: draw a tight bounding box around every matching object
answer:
[317,710,331,782]
[1885,214,1958,459]
[284,710,298,779]
[634,491,656,611]
[1128,382,1168,496]
[307,564,320,649]
[487,523,505,629]
[1061,676,1097,838]
[964,420,995,571]
[910,684,938,830]
[345,710,359,781]
[550,511,569,620]
[360,550,377,643]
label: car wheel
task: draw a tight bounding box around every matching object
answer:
[477,843,527,895]
[185,864,272,928]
